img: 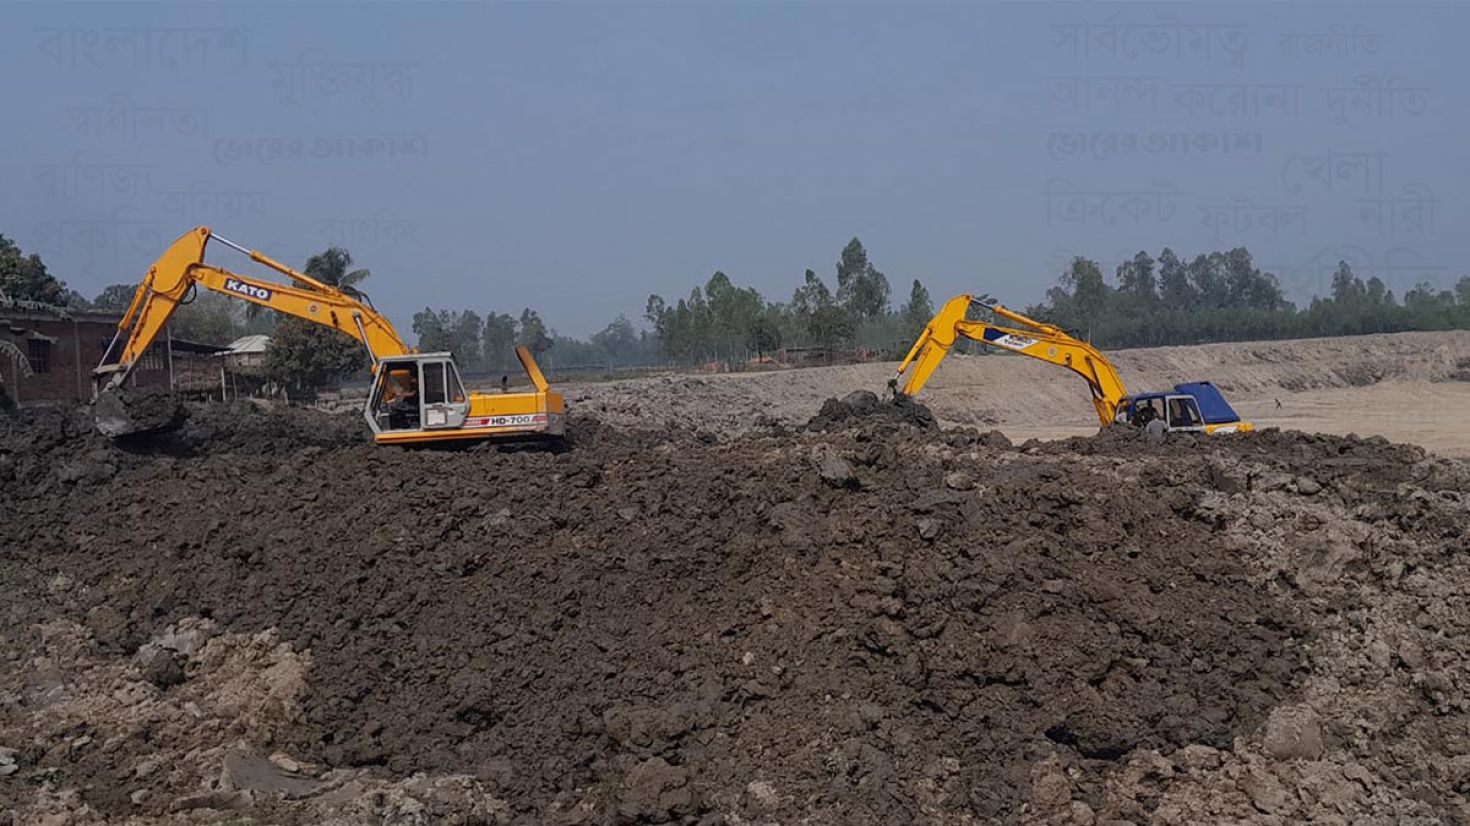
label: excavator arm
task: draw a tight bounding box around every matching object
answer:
[96,226,411,393]
[891,294,1128,427]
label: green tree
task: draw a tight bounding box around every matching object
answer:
[808,304,856,349]
[645,294,668,336]
[1331,260,1365,303]
[518,308,551,357]
[834,238,891,319]
[0,234,69,305]
[835,239,868,308]
[262,248,371,395]
[1188,254,1230,309]
[413,307,453,352]
[170,291,243,344]
[482,312,519,369]
[1116,251,1157,299]
[451,310,482,369]
[792,269,834,317]
[1157,247,1194,310]
[901,279,934,336]
[746,309,782,359]
[302,247,371,299]
[263,317,366,397]
[92,283,139,311]
[1365,276,1393,306]
[591,314,638,364]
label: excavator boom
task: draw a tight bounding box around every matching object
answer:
[95,226,565,445]
[892,294,1127,426]
[98,227,410,393]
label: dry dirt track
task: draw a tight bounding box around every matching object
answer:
[3,330,1470,825]
[564,330,1470,457]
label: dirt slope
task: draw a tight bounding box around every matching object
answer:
[3,399,1469,824]
[565,330,1470,455]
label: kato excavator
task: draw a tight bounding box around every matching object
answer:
[93,226,566,445]
[890,294,1253,435]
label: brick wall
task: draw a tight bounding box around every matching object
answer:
[1,310,169,404]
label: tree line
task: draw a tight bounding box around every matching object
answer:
[1033,247,1470,349]
[5,229,1469,395]
[642,238,934,363]
[404,238,937,371]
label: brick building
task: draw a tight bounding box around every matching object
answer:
[0,306,168,404]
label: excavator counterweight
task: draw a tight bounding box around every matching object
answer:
[95,226,566,445]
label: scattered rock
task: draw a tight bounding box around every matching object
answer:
[1294,476,1323,495]
[917,517,941,540]
[221,750,322,798]
[943,470,975,491]
[619,757,692,820]
[1262,704,1324,761]
[1030,756,1074,810]
[1242,765,1295,815]
[745,780,780,810]
[137,647,186,689]
[811,445,859,489]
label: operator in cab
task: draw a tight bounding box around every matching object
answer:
[385,369,420,429]
[1130,400,1160,428]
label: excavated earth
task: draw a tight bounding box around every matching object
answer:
[2,397,1469,825]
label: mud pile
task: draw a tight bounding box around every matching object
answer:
[804,390,938,433]
[3,401,1469,824]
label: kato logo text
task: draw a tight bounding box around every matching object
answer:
[224,278,272,301]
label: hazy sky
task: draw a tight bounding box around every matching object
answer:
[3,2,1466,337]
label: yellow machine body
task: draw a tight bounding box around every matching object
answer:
[95,226,566,445]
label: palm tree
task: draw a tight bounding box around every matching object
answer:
[247,246,371,320]
[303,247,370,300]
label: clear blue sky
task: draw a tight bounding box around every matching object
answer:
[3,2,1466,337]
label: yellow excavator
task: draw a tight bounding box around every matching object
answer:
[891,294,1253,435]
[94,226,566,445]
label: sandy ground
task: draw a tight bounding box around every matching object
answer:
[564,329,1470,457]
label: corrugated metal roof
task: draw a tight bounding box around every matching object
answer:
[226,334,272,354]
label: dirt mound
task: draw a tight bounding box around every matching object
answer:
[805,389,937,432]
[3,401,1469,824]
[93,386,188,439]
[178,400,370,453]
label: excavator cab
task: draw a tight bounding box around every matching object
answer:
[1115,393,1223,434]
[368,355,471,435]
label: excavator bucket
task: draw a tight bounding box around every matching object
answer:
[93,384,186,438]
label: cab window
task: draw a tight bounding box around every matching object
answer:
[447,363,467,404]
[424,362,447,405]
[1168,398,1200,428]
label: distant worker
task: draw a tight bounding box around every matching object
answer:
[501,375,509,394]
[1275,398,1282,409]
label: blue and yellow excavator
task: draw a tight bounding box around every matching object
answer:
[890,294,1253,435]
